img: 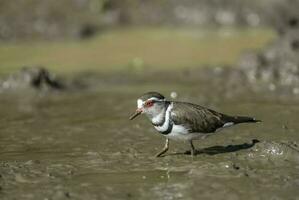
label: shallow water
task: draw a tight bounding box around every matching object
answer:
[0,83,299,200]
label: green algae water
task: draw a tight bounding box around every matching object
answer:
[0,27,275,76]
[0,81,298,200]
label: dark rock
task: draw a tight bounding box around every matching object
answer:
[0,66,65,91]
[288,17,298,28]
[65,192,71,198]
[291,40,299,50]
[78,24,98,39]
[232,163,240,170]
[31,67,64,90]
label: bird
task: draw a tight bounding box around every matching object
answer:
[129,91,261,157]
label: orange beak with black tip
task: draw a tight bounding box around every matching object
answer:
[129,108,143,120]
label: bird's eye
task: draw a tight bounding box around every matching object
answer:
[145,101,154,107]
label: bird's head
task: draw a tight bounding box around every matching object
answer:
[129,92,166,120]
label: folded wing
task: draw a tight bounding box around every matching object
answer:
[171,102,259,133]
[170,102,225,133]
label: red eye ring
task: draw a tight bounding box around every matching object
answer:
[145,100,154,107]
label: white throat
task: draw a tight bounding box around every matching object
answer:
[152,110,165,124]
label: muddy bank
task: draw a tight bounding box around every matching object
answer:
[1,139,299,200]
[236,0,299,95]
[0,67,95,93]
[0,80,299,199]
[2,66,299,101]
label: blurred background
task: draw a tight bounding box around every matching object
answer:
[1,1,299,200]
[0,0,298,96]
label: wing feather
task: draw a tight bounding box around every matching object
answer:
[170,102,226,133]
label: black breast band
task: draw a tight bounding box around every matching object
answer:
[160,121,173,135]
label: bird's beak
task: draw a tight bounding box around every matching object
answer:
[129,108,143,120]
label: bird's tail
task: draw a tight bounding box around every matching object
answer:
[224,115,261,125]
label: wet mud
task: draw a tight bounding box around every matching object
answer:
[0,80,298,200]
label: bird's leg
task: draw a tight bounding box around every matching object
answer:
[190,140,196,156]
[155,138,169,157]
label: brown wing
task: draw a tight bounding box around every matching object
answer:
[170,102,227,133]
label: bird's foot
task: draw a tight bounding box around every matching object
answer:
[155,148,168,157]
[155,139,169,158]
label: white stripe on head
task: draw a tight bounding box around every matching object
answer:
[147,97,159,101]
[137,97,165,108]
[137,96,166,109]
[147,97,165,101]
[137,99,144,109]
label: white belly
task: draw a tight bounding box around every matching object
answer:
[164,124,209,141]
